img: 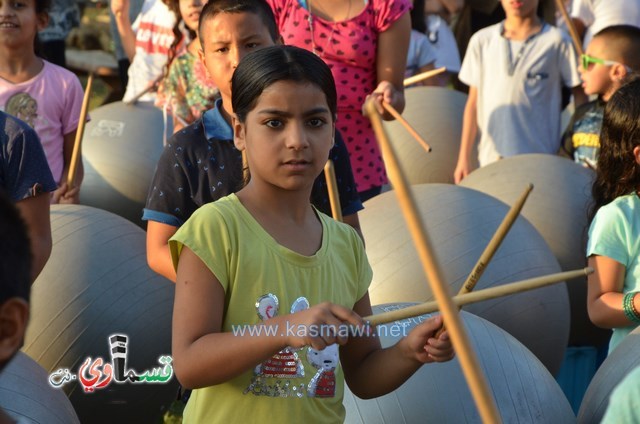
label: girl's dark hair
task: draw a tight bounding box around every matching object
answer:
[161,0,197,85]
[590,75,640,221]
[33,0,51,58]
[35,0,50,14]
[410,0,426,34]
[231,45,337,123]
[198,0,279,48]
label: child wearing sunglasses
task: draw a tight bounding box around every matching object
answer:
[560,25,640,169]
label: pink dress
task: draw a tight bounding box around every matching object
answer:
[267,0,411,192]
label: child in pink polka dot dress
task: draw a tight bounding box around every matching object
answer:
[267,0,411,201]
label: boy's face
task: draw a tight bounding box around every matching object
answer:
[199,11,278,104]
[579,37,620,100]
[500,0,538,19]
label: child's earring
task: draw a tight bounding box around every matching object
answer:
[332,137,335,147]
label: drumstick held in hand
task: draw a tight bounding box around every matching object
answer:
[554,0,584,56]
[435,183,534,338]
[382,102,432,153]
[403,67,447,87]
[364,267,592,326]
[67,72,94,190]
[365,98,500,424]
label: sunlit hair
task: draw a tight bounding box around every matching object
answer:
[592,25,640,71]
[197,0,279,50]
[590,75,640,221]
[161,0,197,86]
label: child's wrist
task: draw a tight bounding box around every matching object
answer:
[622,291,640,324]
[263,314,290,348]
[396,336,423,364]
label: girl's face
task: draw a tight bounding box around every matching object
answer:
[233,80,335,192]
[199,11,277,103]
[0,0,47,48]
[178,0,204,33]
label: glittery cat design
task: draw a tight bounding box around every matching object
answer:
[252,294,305,378]
[307,344,338,398]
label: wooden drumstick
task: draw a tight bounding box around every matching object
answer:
[67,72,94,190]
[382,102,432,153]
[403,67,447,87]
[365,267,592,326]
[364,99,501,424]
[554,0,584,56]
[435,183,534,337]
[324,160,342,222]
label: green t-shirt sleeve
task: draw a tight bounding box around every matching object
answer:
[587,204,630,267]
[169,203,232,291]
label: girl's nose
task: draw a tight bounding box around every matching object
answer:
[286,124,310,150]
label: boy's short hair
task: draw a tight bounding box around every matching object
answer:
[0,190,31,304]
[593,25,640,71]
[198,0,279,46]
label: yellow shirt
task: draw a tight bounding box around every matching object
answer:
[170,194,372,423]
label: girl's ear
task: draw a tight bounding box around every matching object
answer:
[232,115,246,151]
[36,12,49,32]
[633,146,640,165]
[276,34,284,45]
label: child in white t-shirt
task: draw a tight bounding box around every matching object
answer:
[454,0,582,183]
[111,0,177,103]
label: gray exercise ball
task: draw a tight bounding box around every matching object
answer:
[23,204,177,424]
[361,184,569,375]
[459,153,607,347]
[80,101,170,227]
[0,352,79,423]
[578,327,640,423]
[344,306,576,423]
[381,86,478,184]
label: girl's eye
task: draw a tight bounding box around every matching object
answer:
[265,119,283,129]
[307,118,325,128]
[215,47,228,53]
[246,43,259,49]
